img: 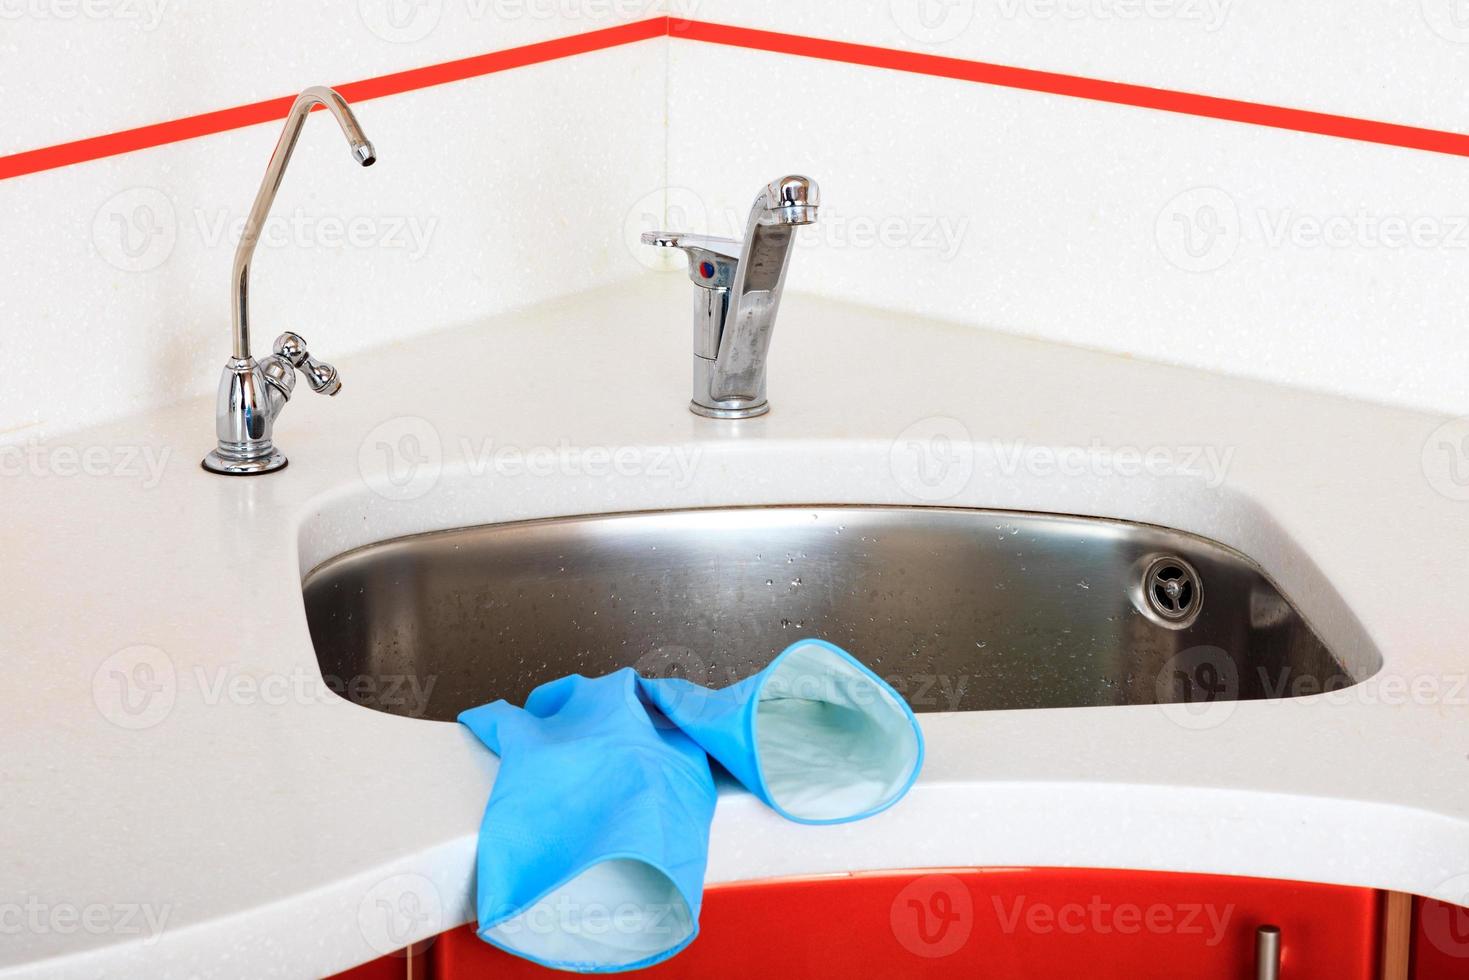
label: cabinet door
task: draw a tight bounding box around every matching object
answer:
[434,867,1380,979]
[1412,895,1469,979]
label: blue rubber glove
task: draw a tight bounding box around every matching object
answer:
[458,669,715,974]
[457,639,926,973]
[637,639,924,824]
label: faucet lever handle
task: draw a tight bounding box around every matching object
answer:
[641,231,741,289]
[273,332,342,396]
[641,231,741,259]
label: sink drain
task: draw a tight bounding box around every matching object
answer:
[1140,555,1202,628]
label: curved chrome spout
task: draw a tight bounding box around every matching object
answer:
[203,86,376,476]
[231,85,375,359]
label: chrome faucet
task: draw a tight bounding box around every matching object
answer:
[643,176,819,418]
[202,86,376,475]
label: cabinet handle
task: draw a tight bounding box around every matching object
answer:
[1255,925,1282,980]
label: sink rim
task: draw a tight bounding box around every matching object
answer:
[299,503,1385,724]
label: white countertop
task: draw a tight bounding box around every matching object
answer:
[4,275,1468,978]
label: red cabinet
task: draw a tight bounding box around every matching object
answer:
[1412,895,1469,979]
[324,867,1469,978]
[427,868,1380,979]
[329,870,1469,979]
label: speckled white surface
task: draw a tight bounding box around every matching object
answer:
[9,11,1469,442]
[667,40,1469,417]
[2,276,1468,978]
[11,1,1469,150]
[682,0,1469,132]
[0,41,664,440]
[0,3,663,155]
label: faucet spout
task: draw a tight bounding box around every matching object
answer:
[204,85,376,476]
[230,85,376,359]
[639,174,820,419]
[708,175,819,410]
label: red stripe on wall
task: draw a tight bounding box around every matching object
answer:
[0,18,666,182]
[669,19,1469,159]
[4,16,1469,183]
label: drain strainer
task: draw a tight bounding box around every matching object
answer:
[1140,555,1203,628]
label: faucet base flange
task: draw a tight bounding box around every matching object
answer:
[689,400,769,420]
[201,448,288,475]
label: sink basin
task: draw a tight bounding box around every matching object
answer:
[302,506,1371,721]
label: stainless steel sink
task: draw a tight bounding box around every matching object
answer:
[302,507,1370,721]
